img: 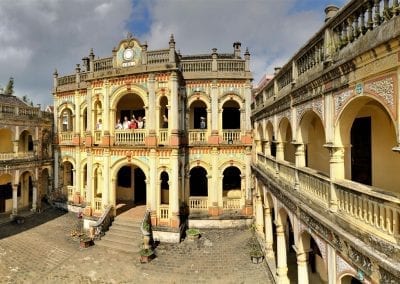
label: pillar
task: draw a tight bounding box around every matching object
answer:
[325,145,345,212]
[54,151,59,191]
[31,182,37,212]
[297,250,309,284]
[170,72,179,135]
[264,141,271,156]
[293,142,306,167]
[12,184,18,215]
[170,150,180,227]
[211,80,218,134]
[255,196,264,232]
[147,74,156,133]
[276,224,290,284]
[211,147,219,209]
[102,152,110,207]
[149,149,157,211]
[86,152,93,206]
[327,245,337,284]
[276,142,284,161]
[264,207,274,258]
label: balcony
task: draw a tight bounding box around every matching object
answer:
[159,204,169,220]
[158,129,168,144]
[189,197,208,212]
[222,197,241,210]
[60,132,73,144]
[0,152,35,160]
[188,130,207,144]
[222,130,241,144]
[114,130,146,146]
[254,153,400,243]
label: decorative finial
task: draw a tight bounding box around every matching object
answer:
[127,32,133,38]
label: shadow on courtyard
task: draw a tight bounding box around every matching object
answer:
[0,207,67,239]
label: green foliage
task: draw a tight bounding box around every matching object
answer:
[186,228,200,236]
[248,236,263,257]
[4,77,14,95]
[142,220,150,231]
[140,248,153,256]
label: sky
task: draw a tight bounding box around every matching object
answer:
[0,0,347,107]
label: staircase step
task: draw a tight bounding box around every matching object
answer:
[95,239,141,253]
[102,233,142,245]
[113,219,142,228]
[105,229,142,239]
[110,223,141,234]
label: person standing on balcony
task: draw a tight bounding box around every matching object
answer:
[137,116,144,129]
[115,119,123,130]
[162,115,168,128]
[96,119,102,130]
[129,116,137,129]
[122,116,130,129]
[200,117,206,129]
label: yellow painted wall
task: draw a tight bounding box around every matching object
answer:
[0,129,13,152]
[307,119,329,175]
[284,127,295,163]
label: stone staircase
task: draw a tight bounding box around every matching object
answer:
[95,205,145,253]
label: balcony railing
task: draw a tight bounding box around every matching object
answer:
[189,196,208,211]
[222,130,241,143]
[159,129,168,144]
[94,198,102,213]
[94,130,102,145]
[188,130,207,144]
[255,152,400,242]
[114,130,146,145]
[223,198,241,210]
[60,132,73,143]
[0,152,35,160]
[66,185,75,202]
[159,204,169,220]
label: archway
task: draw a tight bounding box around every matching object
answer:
[19,130,34,153]
[340,275,363,284]
[19,171,33,209]
[189,166,208,196]
[116,165,147,207]
[160,171,169,204]
[222,166,241,197]
[336,97,400,192]
[278,118,295,163]
[41,168,50,199]
[0,174,12,213]
[189,100,207,129]
[116,93,145,128]
[222,100,240,129]
[159,96,169,129]
[60,108,73,132]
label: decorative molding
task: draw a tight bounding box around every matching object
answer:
[379,267,400,283]
[337,254,357,278]
[334,89,353,118]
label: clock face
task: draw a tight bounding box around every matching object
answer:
[123,48,134,60]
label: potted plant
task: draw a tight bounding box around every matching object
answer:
[79,234,94,248]
[139,248,154,263]
[248,236,264,264]
[186,228,201,241]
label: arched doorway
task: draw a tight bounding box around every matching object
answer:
[222,166,241,197]
[116,93,145,127]
[19,130,34,153]
[222,100,240,130]
[189,167,208,196]
[160,171,169,204]
[189,100,207,129]
[19,171,33,209]
[116,165,147,208]
[340,275,363,284]
[0,174,12,213]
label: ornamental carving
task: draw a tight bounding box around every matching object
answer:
[337,255,357,279]
[348,245,372,273]
[334,89,353,118]
[367,235,400,260]
[379,267,400,284]
[300,210,330,239]
[365,77,394,108]
[296,98,324,125]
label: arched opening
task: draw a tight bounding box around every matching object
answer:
[61,108,73,132]
[189,100,207,129]
[41,130,51,159]
[222,99,240,129]
[41,168,50,198]
[298,111,329,175]
[62,161,73,187]
[0,174,12,213]
[82,107,88,132]
[94,165,102,198]
[340,275,363,284]
[266,121,276,157]
[116,93,145,129]
[189,166,208,196]
[222,166,241,198]
[19,171,33,209]
[160,171,169,204]
[116,165,147,208]
[0,128,13,154]
[159,96,169,129]
[94,100,102,130]
[278,118,295,163]
[19,130,34,153]
[337,97,400,192]
[285,217,297,283]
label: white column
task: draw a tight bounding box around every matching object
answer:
[86,152,93,206]
[276,224,290,284]
[31,184,37,212]
[104,83,110,132]
[149,149,157,211]
[255,196,264,232]
[54,151,59,190]
[102,152,110,206]
[327,245,337,284]
[211,81,218,133]
[245,147,252,201]
[211,147,219,207]
[264,207,274,258]
[297,251,309,284]
[147,74,156,132]
[244,81,252,132]
[170,150,179,226]
[170,72,179,132]
[276,142,284,161]
[74,92,80,134]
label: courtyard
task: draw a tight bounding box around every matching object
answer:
[0,208,273,283]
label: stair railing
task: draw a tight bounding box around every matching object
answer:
[141,209,152,249]
[90,205,113,240]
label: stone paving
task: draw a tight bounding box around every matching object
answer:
[0,208,274,283]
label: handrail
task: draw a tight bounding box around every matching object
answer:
[141,209,151,236]
[90,205,113,240]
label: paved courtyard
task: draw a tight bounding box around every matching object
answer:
[0,208,274,283]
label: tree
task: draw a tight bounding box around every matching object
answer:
[4,77,14,95]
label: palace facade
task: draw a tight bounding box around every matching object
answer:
[53,34,253,241]
[0,92,53,215]
[252,1,400,283]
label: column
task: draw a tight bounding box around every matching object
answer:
[149,149,157,211]
[211,147,219,209]
[297,250,309,284]
[255,196,264,232]
[170,72,179,133]
[86,151,93,206]
[293,142,306,167]
[31,182,37,212]
[170,150,180,227]
[103,83,110,133]
[327,245,337,284]
[12,184,18,215]
[74,92,80,135]
[102,151,110,207]
[264,141,271,156]
[131,167,135,203]
[276,142,284,161]
[325,145,345,212]
[54,151,59,190]
[211,80,218,134]
[264,207,274,258]
[147,74,156,133]
[244,81,252,132]
[245,147,252,202]
[276,224,290,284]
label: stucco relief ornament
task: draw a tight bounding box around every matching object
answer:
[334,90,353,117]
[365,77,394,108]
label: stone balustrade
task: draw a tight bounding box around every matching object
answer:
[93,130,102,145]
[93,57,113,72]
[181,60,212,72]
[255,152,400,242]
[60,132,73,144]
[222,130,241,143]
[189,196,208,211]
[188,130,207,144]
[159,204,169,220]
[114,130,146,145]
[223,197,241,209]
[94,198,102,213]
[0,104,49,120]
[158,129,168,144]
[146,49,170,64]
[0,152,35,160]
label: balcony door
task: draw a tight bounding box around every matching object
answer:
[351,117,371,185]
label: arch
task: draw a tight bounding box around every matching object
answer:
[222,99,240,130]
[111,157,150,177]
[298,110,329,174]
[57,102,75,115]
[18,130,34,152]
[219,92,244,109]
[222,166,241,191]
[59,107,74,132]
[188,160,211,173]
[278,117,295,163]
[189,166,208,196]
[187,92,211,109]
[19,171,34,209]
[159,95,169,129]
[160,171,169,204]
[188,98,208,129]
[339,274,363,284]
[110,84,148,110]
[335,96,400,191]
[61,156,76,168]
[115,93,146,128]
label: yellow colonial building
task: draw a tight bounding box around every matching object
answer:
[252,1,400,284]
[53,34,253,242]
[0,90,53,216]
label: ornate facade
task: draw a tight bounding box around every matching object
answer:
[252,2,400,284]
[53,34,253,240]
[0,92,53,215]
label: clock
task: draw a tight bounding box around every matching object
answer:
[123,48,134,61]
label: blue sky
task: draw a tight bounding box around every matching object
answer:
[0,0,347,106]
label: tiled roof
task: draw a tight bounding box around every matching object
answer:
[0,94,29,107]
